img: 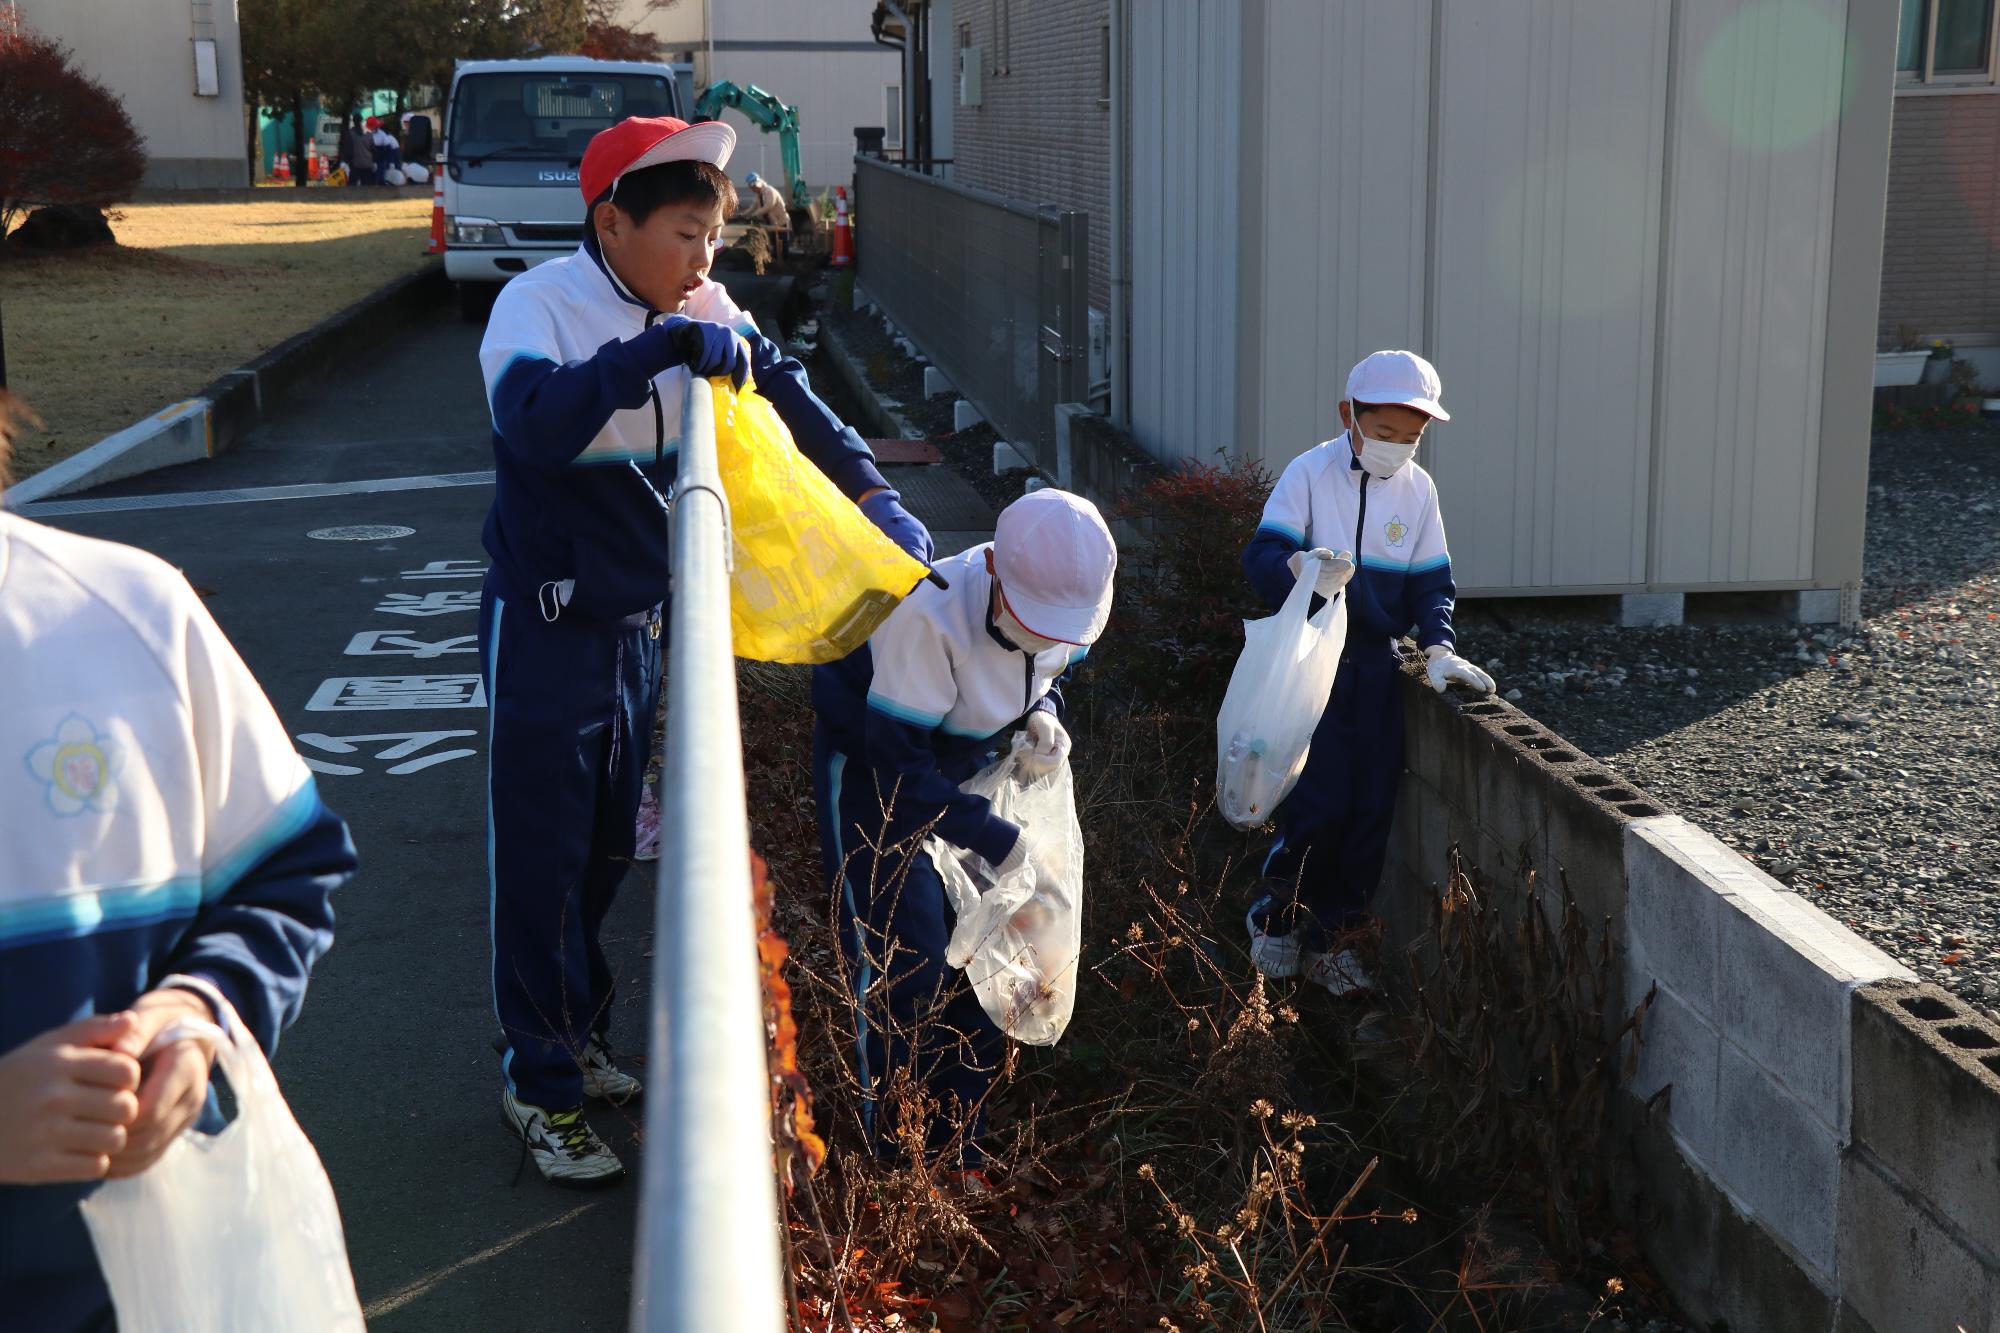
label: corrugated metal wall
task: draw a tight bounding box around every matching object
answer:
[1128,0,1243,462]
[1126,0,1891,596]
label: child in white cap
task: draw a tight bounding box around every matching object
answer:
[1241,350,1497,997]
[810,490,1117,1171]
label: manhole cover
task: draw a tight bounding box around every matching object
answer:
[307,525,415,541]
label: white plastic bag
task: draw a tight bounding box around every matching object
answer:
[404,162,429,184]
[929,733,1085,1046]
[1215,553,1348,829]
[383,166,407,186]
[80,1001,364,1333]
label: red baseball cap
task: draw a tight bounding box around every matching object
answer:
[580,116,736,205]
[364,116,380,130]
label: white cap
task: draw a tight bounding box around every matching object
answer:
[992,489,1117,646]
[1345,349,1450,422]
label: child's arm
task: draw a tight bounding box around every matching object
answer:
[1404,487,1456,651]
[480,287,743,468]
[1242,456,1314,612]
[155,580,356,1058]
[861,615,1022,866]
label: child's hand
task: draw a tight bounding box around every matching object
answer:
[1424,645,1496,695]
[0,1014,144,1184]
[103,988,221,1179]
[858,488,934,563]
[1287,548,1355,597]
[1018,712,1071,777]
[663,316,752,391]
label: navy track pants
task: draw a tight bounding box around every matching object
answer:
[812,724,1003,1165]
[1252,639,1405,952]
[479,574,660,1109]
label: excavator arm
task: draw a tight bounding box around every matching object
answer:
[693,80,809,209]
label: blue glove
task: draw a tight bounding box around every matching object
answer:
[858,488,934,564]
[659,315,751,391]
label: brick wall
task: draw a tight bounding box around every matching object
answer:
[948,0,1111,317]
[1878,91,2000,343]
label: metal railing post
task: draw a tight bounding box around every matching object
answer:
[630,377,786,1331]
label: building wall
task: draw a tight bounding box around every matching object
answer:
[626,0,898,195]
[946,0,1111,315]
[1878,90,2000,342]
[1133,0,1891,598]
[14,0,248,188]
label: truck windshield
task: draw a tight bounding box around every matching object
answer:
[449,73,674,164]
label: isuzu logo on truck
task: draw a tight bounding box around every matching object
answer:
[538,169,579,182]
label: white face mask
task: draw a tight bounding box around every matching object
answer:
[1356,433,1418,480]
[994,597,1064,655]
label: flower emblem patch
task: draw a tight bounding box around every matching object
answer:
[26,714,124,817]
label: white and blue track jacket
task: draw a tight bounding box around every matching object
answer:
[477,244,887,620]
[812,545,1085,866]
[0,512,355,1317]
[1242,433,1457,651]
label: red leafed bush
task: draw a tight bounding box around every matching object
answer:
[0,11,147,241]
[1106,458,1276,708]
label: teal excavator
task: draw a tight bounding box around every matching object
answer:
[693,81,809,209]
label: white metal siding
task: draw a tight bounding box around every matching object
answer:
[1428,0,1668,589]
[1653,0,1847,585]
[1247,0,1432,470]
[1128,0,1241,464]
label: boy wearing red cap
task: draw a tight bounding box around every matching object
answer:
[1241,350,1497,1000]
[810,489,1116,1169]
[476,115,931,1185]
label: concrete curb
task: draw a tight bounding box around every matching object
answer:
[5,262,447,508]
[1385,670,2000,1329]
[817,315,925,443]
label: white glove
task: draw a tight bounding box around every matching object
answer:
[1287,548,1356,598]
[1018,711,1072,777]
[1425,644,1496,695]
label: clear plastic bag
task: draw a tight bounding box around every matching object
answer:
[929,734,1085,1046]
[80,1001,365,1333]
[1215,554,1347,829]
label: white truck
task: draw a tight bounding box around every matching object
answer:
[442,56,694,321]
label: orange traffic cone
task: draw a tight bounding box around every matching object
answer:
[306,138,322,181]
[273,151,292,183]
[830,186,853,268]
[426,166,445,254]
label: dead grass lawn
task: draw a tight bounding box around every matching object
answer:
[0,194,433,479]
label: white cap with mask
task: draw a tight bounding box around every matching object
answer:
[1345,349,1449,480]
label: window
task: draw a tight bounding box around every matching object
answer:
[1099,24,1111,106]
[885,84,903,149]
[1899,0,1998,85]
[192,38,219,97]
[997,0,1012,75]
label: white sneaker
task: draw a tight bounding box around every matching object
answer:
[1246,903,1302,979]
[502,1089,625,1188]
[1301,948,1375,998]
[580,1032,642,1104]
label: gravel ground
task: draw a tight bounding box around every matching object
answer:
[1457,428,2000,1018]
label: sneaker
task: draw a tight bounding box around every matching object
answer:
[502,1089,625,1188]
[1246,901,1302,979]
[581,1032,642,1104]
[633,785,661,862]
[1301,947,1376,999]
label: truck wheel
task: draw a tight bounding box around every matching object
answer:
[457,282,497,324]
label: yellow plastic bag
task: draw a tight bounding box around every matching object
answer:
[710,376,930,664]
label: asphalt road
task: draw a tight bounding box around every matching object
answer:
[28,300,645,1332]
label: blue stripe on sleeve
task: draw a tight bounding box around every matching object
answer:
[866,693,947,730]
[1255,520,1306,547]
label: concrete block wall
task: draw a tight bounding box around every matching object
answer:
[948,0,1111,315]
[1381,667,2000,1330]
[1879,91,2000,344]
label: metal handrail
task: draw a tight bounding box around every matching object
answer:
[630,377,786,1330]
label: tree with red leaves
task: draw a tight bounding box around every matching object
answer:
[577,0,677,63]
[0,9,147,243]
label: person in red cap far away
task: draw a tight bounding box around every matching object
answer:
[809,490,1116,1175]
[475,115,934,1187]
[1241,350,1498,1002]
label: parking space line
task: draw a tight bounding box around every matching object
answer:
[14,470,496,517]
